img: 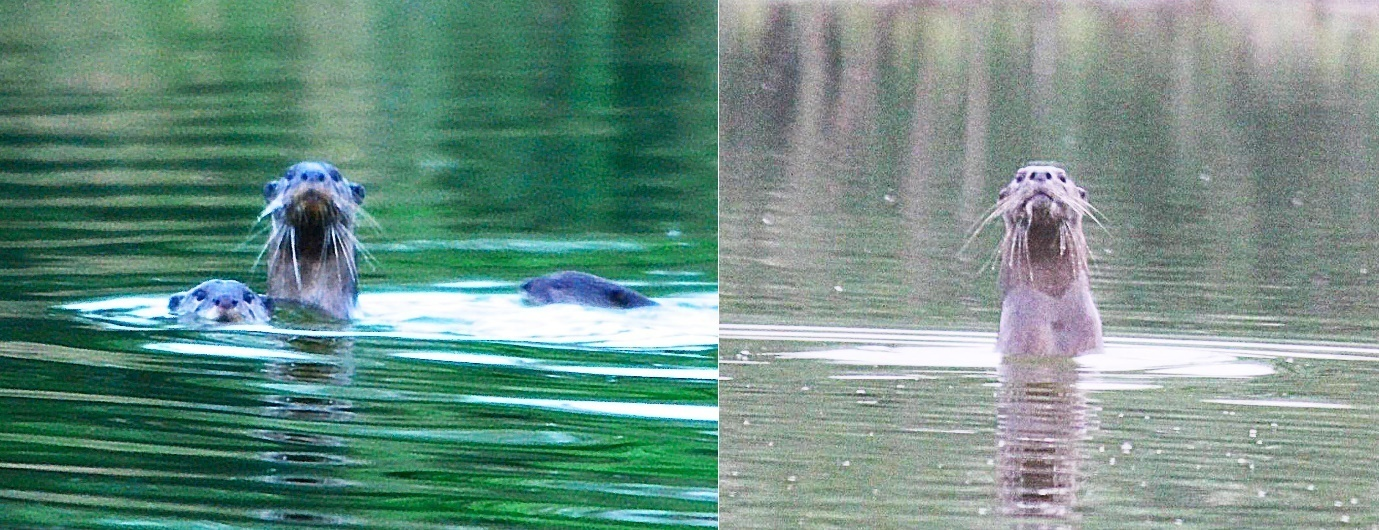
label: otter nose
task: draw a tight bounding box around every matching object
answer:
[1031,171,1050,182]
[304,170,326,182]
[214,295,239,309]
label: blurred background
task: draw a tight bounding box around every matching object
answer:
[722,0,1379,340]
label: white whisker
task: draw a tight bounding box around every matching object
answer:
[289,228,302,290]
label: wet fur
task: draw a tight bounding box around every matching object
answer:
[258,161,365,320]
[983,163,1102,356]
[520,271,657,309]
[169,279,273,323]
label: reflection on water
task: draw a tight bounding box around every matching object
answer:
[997,357,1084,522]
[721,325,1379,528]
[35,282,719,527]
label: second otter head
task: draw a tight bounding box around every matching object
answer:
[169,279,273,324]
[520,271,658,309]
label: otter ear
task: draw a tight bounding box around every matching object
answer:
[1078,187,1087,199]
[261,297,274,312]
[263,181,278,202]
[998,187,1010,200]
[168,294,183,311]
[350,183,365,204]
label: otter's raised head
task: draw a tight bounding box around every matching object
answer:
[995,163,1093,281]
[260,161,365,319]
[991,162,1102,357]
[998,165,1087,230]
[169,279,273,324]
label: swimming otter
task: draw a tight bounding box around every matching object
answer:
[991,163,1102,356]
[259,161,365,320]
[169,279,273,323]
[520,271,657,309]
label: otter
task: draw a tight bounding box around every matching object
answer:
[990,163,1102,356]
[169,279,273,324]
[520,271,657,309]
[259,161,365,320]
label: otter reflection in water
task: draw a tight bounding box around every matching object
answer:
[986,163,1103,356]
[997,356,1088,522]
[168,279,273,324]
[259,161,366,320]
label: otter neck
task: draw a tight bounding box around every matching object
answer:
[1000,218,1087,298]
[266,217,358,319]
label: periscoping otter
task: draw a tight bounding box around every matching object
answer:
[989,163,1103,356]
[259,161,365,320]
[520,271,657,309]
[169,279,273,323]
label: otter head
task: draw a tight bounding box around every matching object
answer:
[263,162,365,231]
[995,163,1093,294]
[998,164,1087,232]
[259,161,365,320]
[520,271,657,309]
[169,279,273,324]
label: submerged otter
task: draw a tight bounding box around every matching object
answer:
[169,279,273,323]
[259,161,365,320]
[520,271,657,309]
[990,163,1102,356]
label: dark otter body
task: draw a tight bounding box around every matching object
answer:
[520,271,657,309]
[992,163,1102,356]
[169,279,273,324]
[260,161,365,320]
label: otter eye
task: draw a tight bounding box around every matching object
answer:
[350,183,365,204]
[193,289,207,301]
[243,291,254,303]
[1015,174,1025,182]
[1078,187,1087,199]
[329,169,342,182]
[1058,173,1067,182]
[263,181,278,201]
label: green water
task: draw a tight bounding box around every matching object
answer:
[0,2,716,528]
[721,2,1379,528]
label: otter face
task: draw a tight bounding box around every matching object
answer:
[262,161,365,229]
[259,161,365,320]
[998,164,1088,228]
[520,271,657,309]
[169,279,273,324]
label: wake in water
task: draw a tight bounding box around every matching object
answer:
[64,289,718,352]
